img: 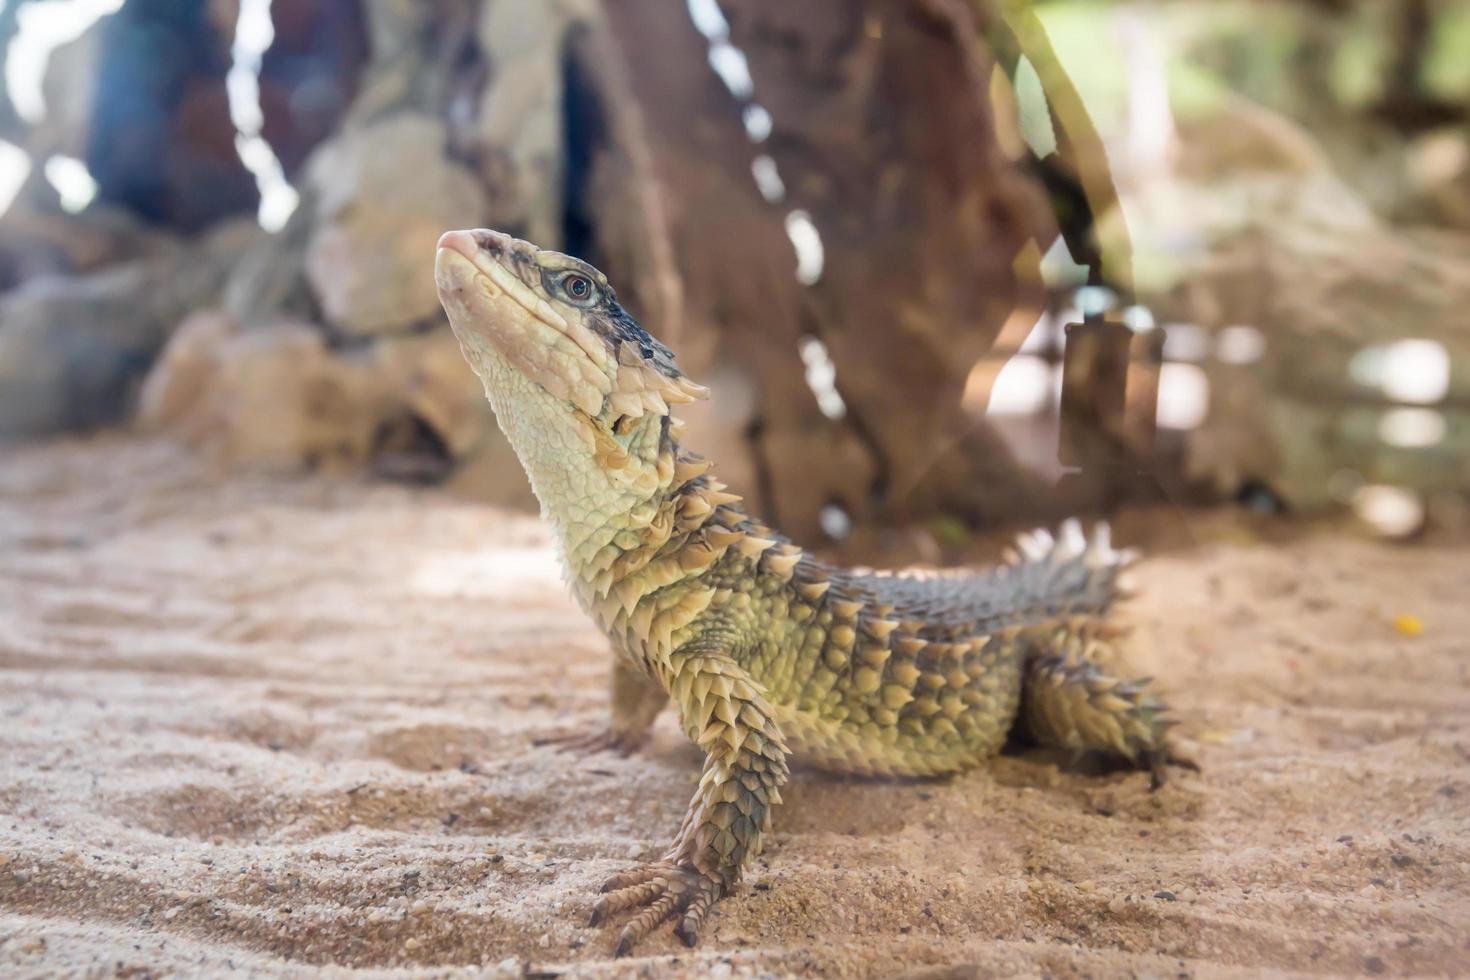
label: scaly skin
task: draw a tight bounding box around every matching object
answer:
[434,228,1194,956]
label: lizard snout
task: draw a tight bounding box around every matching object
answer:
[437,228,526,263]
[436,229,480,259]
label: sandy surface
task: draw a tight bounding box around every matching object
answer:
[0,437,1466,978]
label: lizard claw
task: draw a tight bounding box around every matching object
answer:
[588,861,723,956]
[533,727,648,757]
[1146,741,1201,790]
[673,885,719,947]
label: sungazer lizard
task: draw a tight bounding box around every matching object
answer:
[433,228,1195,957]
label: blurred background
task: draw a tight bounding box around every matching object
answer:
[2,3,1468,975]
[0,0,1466,547]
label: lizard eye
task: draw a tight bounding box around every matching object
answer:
[562,272,597,305]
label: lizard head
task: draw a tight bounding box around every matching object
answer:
[435,228,706,500]
[435,229,706,422]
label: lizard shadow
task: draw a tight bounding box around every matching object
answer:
[537,722,1193,843]
[771,736,1186,840]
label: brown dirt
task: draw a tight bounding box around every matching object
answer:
[0,437,1466,978]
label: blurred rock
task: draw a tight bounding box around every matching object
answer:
[369,330,492,460]
[1169,221,1470,511]
[1095,85,1470,514]
[1143,202,1470,508]
[0,191,177,291]
[0,13,173,289]
[1401,128,1470,232]
[136,309,240,434]
[303,113,487,334]
[369,329,534,506]
[0,220,262,437]
[258,0,370,177]
[222,203,320,327]
[476,0,597,248]
[1101,94,1379,298]
[141,313,534,507]
[85,0,259,231]
[140,317,379,470]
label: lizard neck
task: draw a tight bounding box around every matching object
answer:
[459,331,674,586]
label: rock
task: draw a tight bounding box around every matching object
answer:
[0,267,148,435]
[369,330,493,460]
[303,114,488,334]
[475,0,598,248]
[222,204,319,328]
[1166,222,1470,511]
[0,220,261,437]
[0,194,177,292]
[1112,92,1470,514]
[143,320,382,471]
[142,314,532,507]
[137,309,239,432]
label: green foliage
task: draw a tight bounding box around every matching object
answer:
[1423,2,1470,101]
[1328,9,1393,109]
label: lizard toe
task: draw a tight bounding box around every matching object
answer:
[674,880,720,947]
[590,861,723,956]
[598,862,664,895]
[534,727,648,756]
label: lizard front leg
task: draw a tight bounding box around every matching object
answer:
[589,648,788,956]
[536,657,669,755]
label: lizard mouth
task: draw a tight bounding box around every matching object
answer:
[435,230,614,418]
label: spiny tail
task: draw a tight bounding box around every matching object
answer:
[998,518,1138,619]
[1007,523,1197,786]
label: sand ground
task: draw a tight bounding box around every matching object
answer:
[0,437,1466,978]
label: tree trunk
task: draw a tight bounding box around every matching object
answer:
[595,0,1057,539]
